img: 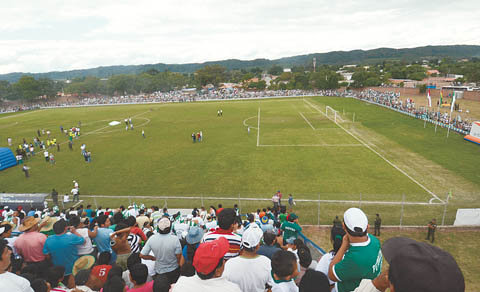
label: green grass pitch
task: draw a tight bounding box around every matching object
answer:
[2,96,478,203]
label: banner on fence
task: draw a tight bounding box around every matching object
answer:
[0,193,49,209]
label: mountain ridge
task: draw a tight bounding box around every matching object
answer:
[1,45,479,83]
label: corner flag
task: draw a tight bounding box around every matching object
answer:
[450,91,456,113]
[427,89,432,107]
[440,90,443,105]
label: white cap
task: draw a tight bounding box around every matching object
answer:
[343,208,368,233]
[241,225,263,249]
[157,218,171,231]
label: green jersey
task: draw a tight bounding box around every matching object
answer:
[279,213,287,223]
[281,221,302,241]
[334,234,383,292]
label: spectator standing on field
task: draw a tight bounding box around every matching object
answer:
[288,194,295,212]
[51,188,59,206]
[374,214,381,236]
[22,165,30,178]
[71,188,80,203]
[426,218,437,243]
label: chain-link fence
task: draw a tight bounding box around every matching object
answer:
[57,192,474,227]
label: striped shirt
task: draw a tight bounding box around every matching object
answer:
[202,228,241,259]
[127,234,141,254]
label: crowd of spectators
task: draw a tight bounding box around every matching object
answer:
[356,89,472,133]
[0,199,465,292]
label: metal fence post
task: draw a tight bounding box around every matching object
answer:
[201,194,204,208]
[94,197,98,209]
[128,196,132,207]
[441,191,451,226]
[399,194,405,227]
[317,194,320,225]
[238,194,241,215]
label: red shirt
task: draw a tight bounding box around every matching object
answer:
[130,227,147,241]
[91,265,112,283]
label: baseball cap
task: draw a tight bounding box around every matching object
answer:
[382,237,464,292]
[242,225,263,249]
[288,213,298,221]
[157,218,171,231]
[193,237,229,274]
[343,208,368,233]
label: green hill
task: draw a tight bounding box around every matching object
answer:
[1,45,479,83]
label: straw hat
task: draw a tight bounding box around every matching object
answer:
[19,216,40,232]
[73,255,96,276]
[39,216,57,232]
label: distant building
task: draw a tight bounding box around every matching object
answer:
[283,68,292,73]
[181,88,197,96]
[426,70,440,75]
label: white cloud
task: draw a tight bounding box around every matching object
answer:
[0,0,479,74]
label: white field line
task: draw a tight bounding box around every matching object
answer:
[0,121,18,129]
[243,116,258,129]
[257,108,261,147]
[259,144,364,147]
[0,109,46,120]
[303,98,443,204]
[77,195,444,206]
[299,112,315,130]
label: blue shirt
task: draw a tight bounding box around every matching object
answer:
[27,210,35,217]
[43,233,84,275]
[94,227,113,253]
[257,245,281,259]
[85,209,93,218]
[182,243,199,263]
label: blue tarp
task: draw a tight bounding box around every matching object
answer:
[0,147,17,171]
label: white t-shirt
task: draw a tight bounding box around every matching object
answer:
[272,279,299,292]
[205,220,218,231]
[71,188,79,195]
[172,275,242,292]
[316,252,336,288]
[223,255,273,292]
[0,271,34,292]
[76,228,94,255]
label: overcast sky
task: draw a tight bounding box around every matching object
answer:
[1,0,479,74]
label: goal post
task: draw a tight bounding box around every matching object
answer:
[325,106,344,123]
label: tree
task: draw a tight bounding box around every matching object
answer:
[418,84,427,93]
[0,81,14,100]
[195,65,227,87]
[13,76,41,100]
[268,65,283,76]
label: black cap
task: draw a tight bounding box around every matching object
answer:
[382,237,464,292]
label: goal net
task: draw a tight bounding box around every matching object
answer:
[325,106,345,123]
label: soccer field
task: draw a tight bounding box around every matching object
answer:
[3,96,478,208]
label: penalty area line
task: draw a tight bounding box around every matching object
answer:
[299,112,315,130]
[256,108,261,146]
[303,98,443,204]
